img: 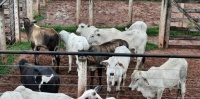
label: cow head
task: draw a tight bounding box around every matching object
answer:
[128,70,148,91]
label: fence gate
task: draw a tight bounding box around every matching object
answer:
[158,0,200,48]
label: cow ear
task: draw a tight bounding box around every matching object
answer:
[100,60,108,66]
[118,62,124,68]
[94,85,102,93]
[140,71,147,78]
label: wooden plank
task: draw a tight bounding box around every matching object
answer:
[159,0,171,48]
[88,0,93,25]
[0,6,7,64]
[172,8,200,13]
[0,0,8,6]
[76,0,81,25]
[170,18,200,22]
[128,0,133,25]
[172,0,200,31]
[178,3,184,27]
[26,0,33,20]
[169,45,200,49]
[14,0,20,43]
[169,36,200,40]
[176,0,200,3]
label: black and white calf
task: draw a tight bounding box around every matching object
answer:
[18,59,60,93]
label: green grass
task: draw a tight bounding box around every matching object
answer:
[0,41,31,74]
[146,42,158,51]
[33,6,47,22]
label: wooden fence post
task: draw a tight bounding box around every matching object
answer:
[158,0,171,48]
[26,0,33,20]
[89,0,93,26]
[178,3,184,27]
[35,0,40,16]
[128,0,133,25]
[0,6,7,64]
[76,0,81,25]
[14,0,20,43]
[43,0,46,6]
[77,56,87,97]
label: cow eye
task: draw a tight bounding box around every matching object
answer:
[81,26,84,28]
[97,34,100,36]
[135,78,139,81]
[93,92,96,96]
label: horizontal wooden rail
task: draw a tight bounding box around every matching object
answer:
[172,8,200,13]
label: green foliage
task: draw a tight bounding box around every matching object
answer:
[147,27,159,36]
[33,12,45,22]
[146,42,158,51]
[33,6,47,21]
[0,42,31,74]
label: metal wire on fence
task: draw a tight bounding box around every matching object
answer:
[0,50,200,98]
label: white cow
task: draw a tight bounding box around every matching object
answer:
[14,86,73,99]
[78,85,116,99]
[128,58,188,99]
[76,23,120,42]
[59,30,90,72]
[0,91,23,99]
[100,46,131,93]
[125,21,147,32]
[90,28,147,70]
[76,23,98,41]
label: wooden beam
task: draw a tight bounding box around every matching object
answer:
[0,6,7,64]
[158,0,172,48]
[14,0,20,43]
[76,0,81,25]
[26,0,33,20]
[172,8,200,13]
[178,3,184,27]
[88,0,93,25]
[128,0,133,25]
[22,0,26,17]
[170,18,200,22]
[172,0,200,31]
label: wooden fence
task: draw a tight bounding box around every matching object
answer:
[158,0,200,48]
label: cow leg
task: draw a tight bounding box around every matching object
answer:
[97,66,102,86]
[107,77,111,92]
[157,89,164,99]
[68,55,72,73]
[33,46,40,65]
[181,82,186,99]
[53,47,60,73]
[90,71,95,89]
[75,55,79,71]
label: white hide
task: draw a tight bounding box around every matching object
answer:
[59,30,90,72]
[101,46,131,92]
[128,58,188,99]
[76,23,97,41]
[14,86,73,99]
[90,28,147,69]
[76,23,121,42]
[77,89,102,99]
[38,74,54,91]
[0,91,23,99]
[125,21,147,32]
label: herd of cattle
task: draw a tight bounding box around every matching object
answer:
[0,17,189,99]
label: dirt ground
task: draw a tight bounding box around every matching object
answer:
[1,0,200,99]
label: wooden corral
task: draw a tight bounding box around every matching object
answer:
[159,0,200,48]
